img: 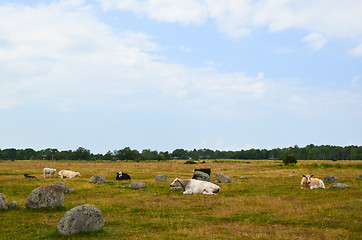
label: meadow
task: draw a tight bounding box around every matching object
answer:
[0,160,361,240]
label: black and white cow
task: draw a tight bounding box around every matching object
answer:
[24,173,37,179]
[193,168,211,176]
[116,172,131,180]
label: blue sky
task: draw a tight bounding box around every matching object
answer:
[0,0,361,153]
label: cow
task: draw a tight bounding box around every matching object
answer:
[24,173,37,179]
[170,178,220,195]
[116,172,131,180]
[58,170,81,179]
[301,175,325,189]
[43,168,56,179]
[193,168,211,176]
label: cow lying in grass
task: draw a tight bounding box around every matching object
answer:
[193,168,211,176]
[43,168,56,179]
[116,172,131,180]
[24,173,37,179]
[58,170,81,179]
[301,175,325,189]
[170,178,220,195]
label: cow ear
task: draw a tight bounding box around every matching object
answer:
[302,175,306,177]
[310,175,313,177]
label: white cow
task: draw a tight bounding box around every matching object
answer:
[58,170,81,179]
[170,178,220,195]
[43,168,56,179]
[301,175,325,189]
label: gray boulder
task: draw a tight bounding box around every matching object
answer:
[10,201,18,210]
[26,185,64,208]
[57,204,104,236]
[0,193,8,210]
[192,171,210,182]
[323,176,339,183]
[215,173,233,183]
[331,183,349,188]
[53,182,69,193]
[154,174,167,182]
[129,182,146,189]
[89,175,107,184]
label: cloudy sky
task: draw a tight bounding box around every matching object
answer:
[1,0,361,153]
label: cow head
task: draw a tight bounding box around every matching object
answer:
[170,178,180,187]
[303,175,313,185]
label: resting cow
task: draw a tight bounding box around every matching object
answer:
[301,175,325,189]
[24,173,37,179]
[58,170,81,179]
[170,178,220,195]
[116,172,131,180]
[43,168,56,179]
[193,168,211,176]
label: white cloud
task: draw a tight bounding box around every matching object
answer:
[349,43,362,56]
[302,32,327,50]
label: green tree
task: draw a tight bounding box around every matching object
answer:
[283,155,297,165]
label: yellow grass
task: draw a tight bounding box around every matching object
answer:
[0,160,361,239]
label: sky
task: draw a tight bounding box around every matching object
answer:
[0,0,361,154]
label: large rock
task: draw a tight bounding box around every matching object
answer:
[89,175,107,184]
[10,201,18,210]
[0,193,8,210]
[323,176,339,183]
[192,171,210,182]
[154,174,167,182]
[26,185,64,208]
[215,173,233,183]
[331,183,349,188]
[57,204,104,236]
[129,182,146,189]
[53,182,69,193]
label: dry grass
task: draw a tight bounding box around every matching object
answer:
[0,160,361,239]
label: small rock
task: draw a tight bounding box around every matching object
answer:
[323,176,339,183]
[53,182,69,193]
[57,204,104,236]
[358,174,362,180]
[0,193,8,210]
[240,176,249,179]
[331,183,349,188]
[215,173,233,183]
[68,189,75,193]
[89,175,107,184]
[10,201,18,210]
[26,185,64,208]
[129,182,146,189]
[192,171,210,182]
[288,175,295,177]
[154,175,167,182]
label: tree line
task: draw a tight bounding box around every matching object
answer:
[0,144,361,161]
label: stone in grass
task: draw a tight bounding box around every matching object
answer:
[53,182,70,193]
[26,185,64,209]
[323,176,339,183]
[57,204,104,236]
[10,201,18,210]
[154,174,167,182]
[129,182,146,189]
[331,183,349,188]
[192,171,210,182]
[0,193,8,210]
[89,175,107,184]
[240,176,249,179]
[215,173,233,183]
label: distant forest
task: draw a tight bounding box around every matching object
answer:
[1,144,361,161]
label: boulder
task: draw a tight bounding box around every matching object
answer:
[10,201,18,210]
[154,174,167,182]
[215,173,233,183]
[192,171,210,182]
[26,185,64,208]
[57,204,104,236]
[89,175,107,184]
[323,176,339,183]
[0,193,8,210]
[53,182,69,193]
[331,183,349,188]
[129,182,146,189]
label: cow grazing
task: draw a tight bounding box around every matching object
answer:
[24,173,37,179]
[193,168,211,176]
[58,170,81,179]
[301,175,325,189]
[116,172,131,180]
[170,178,220,195]
[43,168,56,179]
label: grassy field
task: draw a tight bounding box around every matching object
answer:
[0,160,361,240]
